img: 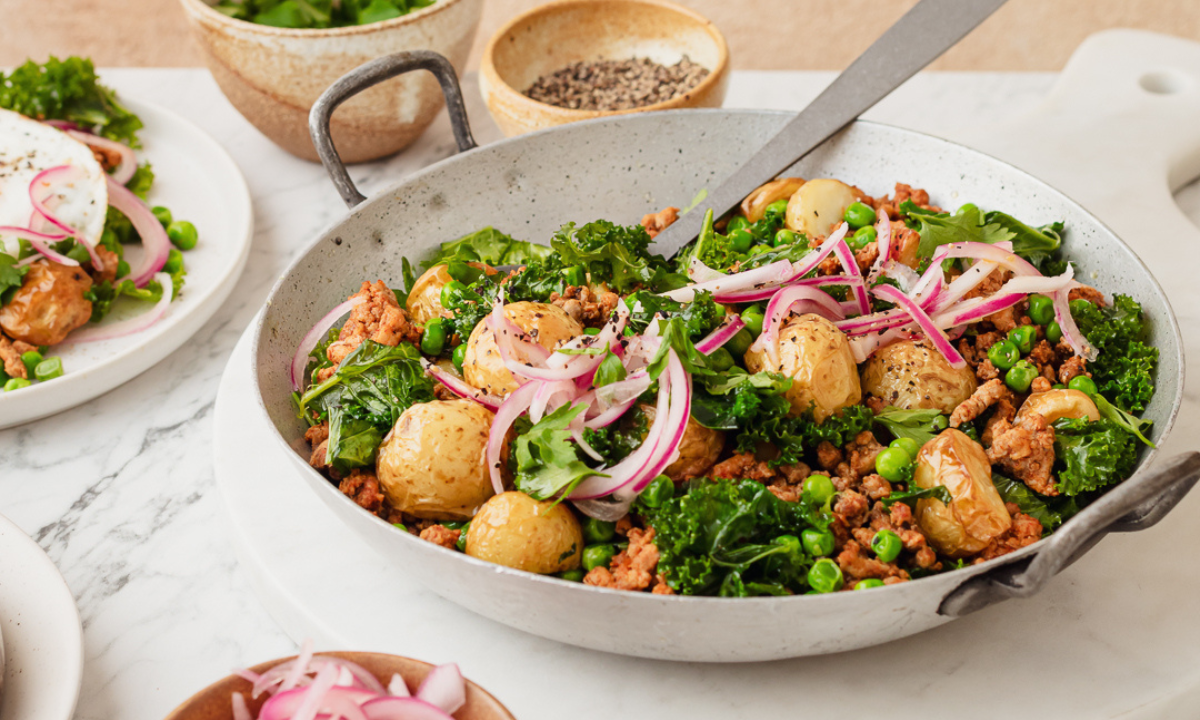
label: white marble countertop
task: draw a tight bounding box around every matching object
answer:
[2,67,1199,720]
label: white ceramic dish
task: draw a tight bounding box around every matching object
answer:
[0,97,253,429]
[0,513,83,720]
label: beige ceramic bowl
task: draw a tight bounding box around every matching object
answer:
[480,0,729,137]
[164,651,516,720]
[179,0,482,162]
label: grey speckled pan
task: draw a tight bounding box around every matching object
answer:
[250,52,1197,662]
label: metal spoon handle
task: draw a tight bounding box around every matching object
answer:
[650,0,1009,258]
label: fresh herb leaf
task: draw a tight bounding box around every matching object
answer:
[423,226,552,269]
[513,403,597,502]
[905,202,1015,259]
[0,253,28,305]
[1092,392,1154,447]
[873,406,944,447]
[993,473,1078,531]
[879,485,952,509]
[983,211,1062,270]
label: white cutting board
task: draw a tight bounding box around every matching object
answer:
[213,30,1200,720]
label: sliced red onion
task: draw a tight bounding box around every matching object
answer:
[42,119,81,131]
[872,284,966,368]
[1052,288,1098,360]
[0,225,77,266]
[259,685,376,720]
[29,165,105,270]
[280,638,316,693]
[694,315,745,355]
[60,272,173,344]
[686,256,727,283]
[996,264,1074,295]
[487,381,538,494]
[415,663,465,715]
[933,293,1023,328]
[664,259,793,303]
[714,225,850,303]
[831,240,871,315]
[289,296,365,391]
[876,213,892,265]
[574,430,606,461]
[932,241,1039,278]
[529,380,579,423]
[360,697,456,720]
[290,663,341,720]
[107,175,170,287]
[387,674,411,698]
[232,693,252,720]
[64,129,137,185]
[753,285,846,363]
[422,360,502,411]
[627,352,690,493]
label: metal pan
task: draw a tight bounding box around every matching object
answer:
[250,51,1196,662]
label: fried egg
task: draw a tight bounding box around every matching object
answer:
[0,108,107,255]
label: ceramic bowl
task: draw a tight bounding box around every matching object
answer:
[163,651,516,720]
[479,0,729,137]
[178,0,482,162]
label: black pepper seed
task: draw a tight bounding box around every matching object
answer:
[523,56,710,112]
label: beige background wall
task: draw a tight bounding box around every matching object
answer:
[2,0,1199,70]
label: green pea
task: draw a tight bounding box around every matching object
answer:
[447,261,474,283]
[639,474,674,508]
[707,346,735,372]
[4,378,30,392]
[871,529,902,563]
[1067,375,1098,396]
[164,248,184,274]
[456,523,469,551]
[807,558,844,593]
[726,328,753,357]
[420,318,447,356]
[593,351,626,388]
[1052,383,1066,390]
[582,517,617,544]
[1027,294,1055,325]
[804,474,836,504]
[152,206,173,227]
[849,225,877,251]
[728,229,754,253]
[582,544,618,572]
[855,578,886,590]
[565,265,588,286]
[1005,360,1038,393]
[843,201,877,229]
[774,229,799,247]
[764,199,790,219]
[34,356,63,382]
[440,280,469,309]
[801,528,835,557]
[1069,298,1092,319]
[986,340,1020,370]
[726,216,751,233]
[889,437,920,462]
[932,415,949,431]
[20,350,43,376]
[1046,320,1063,344]
[875,447,912,483]
[117,259,131,279]
[1007,325,1037,354]
[452,343,467,373]
[166,220,198,250]
[740,305,765,336]
[559,569,585,582]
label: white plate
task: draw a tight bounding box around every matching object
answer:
[0,98,252,428]
[0,513,83,720]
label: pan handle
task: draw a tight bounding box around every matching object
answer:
[308,50,477,208]
[939,451,1200,617]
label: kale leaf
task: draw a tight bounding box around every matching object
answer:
[513,403,596,501]
[581,408,647,466]
[422,226,552,269]
[1070,294,1158,413]
[0,56,143,146]
[552,220,680,293]
[298,341,434,473]
[1052,417,1138,497]
[625,290,724,338]
[993,473,1078,532]
[642,478,825,596]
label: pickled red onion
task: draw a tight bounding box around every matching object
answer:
[289,296,365,391]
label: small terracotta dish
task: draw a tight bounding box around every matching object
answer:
[163,651,516,720]
[179,0,482,162]
[480,0,729,137]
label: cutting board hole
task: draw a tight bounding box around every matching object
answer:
[1139,70,1190,95]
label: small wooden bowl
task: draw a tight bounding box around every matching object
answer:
[164,651,517,720]
[479,0,730,137]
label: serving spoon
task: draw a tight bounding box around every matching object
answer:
[648,0,1010,259]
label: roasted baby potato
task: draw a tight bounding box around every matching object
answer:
[406,262,496,326]
[785,178,858,239]
[639,404,725,481]
[913,429,1012,557]
[0,260,92,346]
[1016,389,1100,424]
[740,177,805,223]
[376,399,501,520]
[463,301,583,395]
[465,491,583,574]
[744,314,862,422]
[860,340,978,414]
